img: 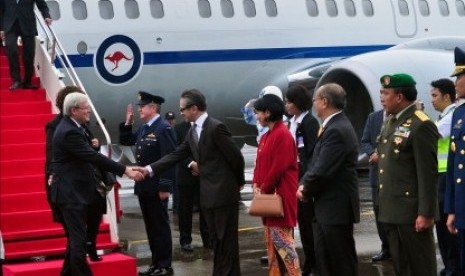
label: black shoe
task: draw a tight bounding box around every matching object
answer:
[139,265,157,276]
[260,256,268,265]
[86,243,102,262]
[181,243,194,253]
[151,267,173,276]
[9,81,22,90]
[371,250,390,262]
[22,83,38,90]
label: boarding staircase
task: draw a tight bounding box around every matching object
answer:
[0,11,136,276]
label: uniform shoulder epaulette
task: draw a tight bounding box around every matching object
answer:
[414,110,430,122]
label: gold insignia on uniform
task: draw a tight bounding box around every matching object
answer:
[414,110,430,122]
[394,137,403,145]
[451,141,456,152]
[383,76,391,86]
[147,133,156,138]
[406,119,412,124]
[402,123,411,127]
[394,149,400,154]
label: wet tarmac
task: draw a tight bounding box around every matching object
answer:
[116,146,442,275]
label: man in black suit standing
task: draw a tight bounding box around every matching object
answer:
[51,92,142,276]
[0,0,52,90]
[297,83,360,276]
[360,108,391,262]
[137,89,245,276]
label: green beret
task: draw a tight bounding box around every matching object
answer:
[380,73,416,88]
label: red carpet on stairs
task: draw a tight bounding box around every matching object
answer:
[0,46,136,275]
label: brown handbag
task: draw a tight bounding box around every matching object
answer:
[248,193,284,217]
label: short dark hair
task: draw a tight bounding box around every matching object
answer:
[431,78,456,102]
[56,85,84,112]
[317,83,346,110]
[253,94,284,122]
[393,86,417,102]
[181,89,207,111]
[285,85,312,112]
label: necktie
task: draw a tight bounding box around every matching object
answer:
[317,125,324,137]
[192,124,199,145]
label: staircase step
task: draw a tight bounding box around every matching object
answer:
[1,159,45,178]
[0,77,41,89]
[0,101,51,116]
[1,114,53,129]
[0,89,45,102]
[1,175,45,195]
[2,253,137,276]
[0,143,45,160]
[1,192,49,213]
[1,128,45,145]
[3,233,117,260]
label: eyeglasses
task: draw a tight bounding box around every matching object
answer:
[179,105,192,112]
[75,106,91,111]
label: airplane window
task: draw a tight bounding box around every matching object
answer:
[418,0,430,16]
[198,0,212,18]
[150,0,165,18]
[344,0,356,17]
[325,0,338,17]
[265,0,278,17]
[125,0,140,19]
[439,0,450,15]
[72,0,87,20]
[99,0,114,20]
[362,0,374,16]
[457,0,465,16]
[306,0,319,16]
[221,0,234,18]
[46,1,60,20]
[398,0,409,16]
[243,0,256,17]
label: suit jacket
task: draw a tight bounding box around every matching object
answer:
[360,110,384,188]
[151,116,245,209]
[445,103,465,228]
[294,113,319,179]
[300,112,360,225]
[378,105,439,224]
[0,0,50,35]
[174,121,197,187]
[45,113,63,178]
[51,116,126,206]
[119,117,176,195]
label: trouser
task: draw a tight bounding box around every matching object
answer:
[5,21,35,84]
[178,183,209,247]
[371,187,390,251]
[297,199,316,275]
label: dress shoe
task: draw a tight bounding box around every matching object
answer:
[86,243,102,262]
[22,83,38,90]
[9,81,22,91]
[371,250,390,262]
[151,267,173,276]
[181,243,194,253]
[139,265,157,276]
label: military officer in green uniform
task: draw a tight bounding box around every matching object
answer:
[377,73,439,276]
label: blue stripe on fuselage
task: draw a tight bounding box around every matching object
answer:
[59,45,392,68]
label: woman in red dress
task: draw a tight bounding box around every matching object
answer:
[253,94,300,275]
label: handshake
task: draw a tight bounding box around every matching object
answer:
[124,166,150,182]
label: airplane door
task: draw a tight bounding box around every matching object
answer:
[390,0,417,38]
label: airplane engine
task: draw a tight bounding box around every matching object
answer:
[315,48,454,140]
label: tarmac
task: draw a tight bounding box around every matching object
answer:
[115,146,443,275]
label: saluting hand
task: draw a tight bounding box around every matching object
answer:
[125,103,134,125]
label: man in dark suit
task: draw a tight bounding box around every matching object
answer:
[377,73,438,276]
[0,0,52,90]
[297,83,360,276]
[360,108,391,262]
[120,92,177,276]
[137,89,245,276]
[51,92,142,276]
[174,120,210,253]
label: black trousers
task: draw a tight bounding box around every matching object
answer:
[384,223,437,276]
[371,187,390,251]
[313,222,357,276]
[86,195,105,247]
[138,195,172,269]
[297,200,316,275]
[5,20,36,84]
[203,203,240,276]
[178,183,209,247]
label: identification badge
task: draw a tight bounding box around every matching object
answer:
[394,126,410,138]
[297,136,304,148]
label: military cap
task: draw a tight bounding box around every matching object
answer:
[165,112,175,120]
[137,91,165,105]
[451,47,465,77]
[380,73,416,88]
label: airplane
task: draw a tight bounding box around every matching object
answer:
[35,0,465,151]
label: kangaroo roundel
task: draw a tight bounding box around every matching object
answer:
[95,35,143,85]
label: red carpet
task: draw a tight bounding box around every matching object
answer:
[0,47,135,275]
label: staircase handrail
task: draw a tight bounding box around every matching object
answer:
[34,9,112,156]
